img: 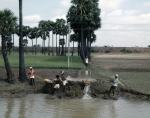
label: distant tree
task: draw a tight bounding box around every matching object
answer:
[59,38,65,55]
[70,33,79,56]
[46,20,54,55]
[28,27,40,55]
[38,20,49,55]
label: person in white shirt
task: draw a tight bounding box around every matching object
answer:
[108,74,119,97]
[85,56,89,69]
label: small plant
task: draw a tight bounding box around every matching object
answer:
[105,50,111,53]
[120,48,132,53]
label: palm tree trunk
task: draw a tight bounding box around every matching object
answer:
[72,40,74,56]
[19,0,27,82]
[59,35,60,55]
[48,33,50,55]
[52,31,54,56]
[56,34,58,55]
[31,39,33,55]
[44,40,45,55]
[1,35,14,83]
[35,38,37,55]
[80,24,85,61]
[13,33,14,54]
[65,35,67,55]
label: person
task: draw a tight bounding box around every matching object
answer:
[28,67,35,86]
[85,56,89,69]
[108,74,119,97]
[54,75,61,88]
[52,75,61,94]
[60,71,70,92]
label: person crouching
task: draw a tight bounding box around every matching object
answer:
[52,75,61,95]
[61,71,70,92]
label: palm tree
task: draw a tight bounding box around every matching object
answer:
[38,20,49,55]
[23,26,30,55]
[28,29,35,55]
[0,9,17,83]
[61,25,69,55]
[47,20,54,55]
[12,24,18,54]
[70,33,79,56]
[55,19,66,54]
[29,27,40,55]
[19,0,27,82]
[67,0,101,61]
[59,38,65,55]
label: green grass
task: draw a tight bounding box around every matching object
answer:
[0,54,85,69]
[113,72,150,93]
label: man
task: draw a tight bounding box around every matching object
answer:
[28,67,35,86]
[52,75,61,95]
[61,71,70,92]
[108,74,119,97]
[85,56,89,69]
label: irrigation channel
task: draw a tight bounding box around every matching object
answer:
[0,70,150,118]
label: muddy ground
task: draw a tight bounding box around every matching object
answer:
[1,53,150,101]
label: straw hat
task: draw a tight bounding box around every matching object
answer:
[30,67,33,69]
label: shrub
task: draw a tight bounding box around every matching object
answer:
[120,48,132,53]
[105,50,111,53]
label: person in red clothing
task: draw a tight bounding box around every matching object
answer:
[28,67,35,86]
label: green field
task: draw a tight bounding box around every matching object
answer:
[0,54,85,69]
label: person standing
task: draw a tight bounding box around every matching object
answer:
[85,56,89,69]
[108,74,119,97]
[28,67,35,86]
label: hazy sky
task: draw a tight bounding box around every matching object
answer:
[0,0,150,47]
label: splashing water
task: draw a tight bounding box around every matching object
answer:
[82,85,92,99]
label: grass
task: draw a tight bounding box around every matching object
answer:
[0,54,85,69]
[91,54,150,95]
[113,72,150,93]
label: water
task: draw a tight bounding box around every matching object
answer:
[82,85,92,99]
[1,70,150,118]
[0,94,150,118]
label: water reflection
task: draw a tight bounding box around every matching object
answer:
[0,94,150,118]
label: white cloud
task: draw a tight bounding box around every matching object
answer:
[124,10,140,16]
[54,9,63,16]
[143,1,150,7]
[0,0,17,9]
[24,14,42,22]
[60,0,71,7]
[119,13,150,24]
[107,10,123,17]
[51,15,66,22]
[23,15,42,27]
[99,0,127,11]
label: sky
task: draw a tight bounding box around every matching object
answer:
[0,0,150,47]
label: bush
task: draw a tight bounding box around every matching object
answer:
[105,50,111,53]
[91,49,99,53]
[120,48,132,53]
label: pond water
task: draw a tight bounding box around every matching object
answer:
[0,94,150,118]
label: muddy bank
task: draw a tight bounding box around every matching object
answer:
[0,68,150,101]
[1,79,150,101]
[42,79,150,101]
